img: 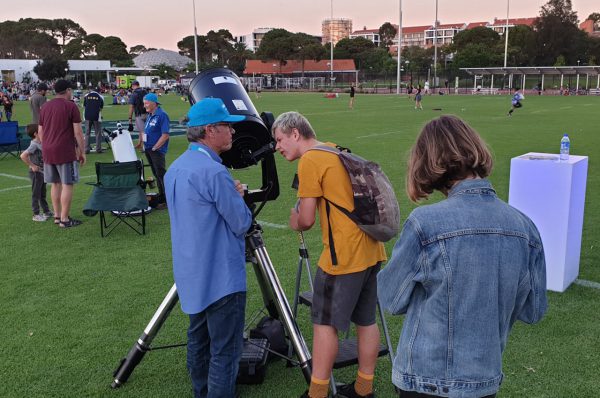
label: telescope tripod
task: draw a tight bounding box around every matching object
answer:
[111,219,312,389]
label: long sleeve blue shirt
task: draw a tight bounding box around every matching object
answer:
[165,143,253,314]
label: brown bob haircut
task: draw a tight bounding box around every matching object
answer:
[407,115,493,202]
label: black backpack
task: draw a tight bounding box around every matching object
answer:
[133,89,147,116]
[249,316,288,361]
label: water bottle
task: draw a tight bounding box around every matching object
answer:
[560,134,570,161]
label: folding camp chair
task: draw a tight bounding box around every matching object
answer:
[83,161,149,237]
[0,121,20,159]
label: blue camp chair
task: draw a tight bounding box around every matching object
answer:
[0,121,20,159]
[83,161,149,237]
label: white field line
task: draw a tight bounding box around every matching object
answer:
[0,174,95,194]
[574,279,600,290]
[0,173,30,181]
[357,130,403,139]
[0,184,31,193]
[256,220,288,229]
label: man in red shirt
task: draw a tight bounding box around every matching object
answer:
[38,80,86,228]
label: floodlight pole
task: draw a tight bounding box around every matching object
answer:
[330,0,334,86]
[192,0,199,75]
[503,0,510,68]
[396,0,403,95]
[434,0,438,90]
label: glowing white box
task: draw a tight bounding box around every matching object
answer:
[508,152,588,292]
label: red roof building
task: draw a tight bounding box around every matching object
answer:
[489,17,537,34]
[466,22,489,29]
[580,19,600,38]
[244,59,357,75]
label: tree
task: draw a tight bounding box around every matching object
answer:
[588,13,600,22]
[401,45,433,76]
[334,37,377,71]
[379,22,398,49]
[256,29,296,72]
[534,0,588,65]
[378,22,398,49]
[0,20,59,59]
[51,18,87,47]
[506,25,536,66]
[228,42,254,75]
[129,45,148,57]
[178,35,196,58]
[33,56,69,80]
[451,27,501,51]
[152,63,178,79]
[96,36,132,67]
[292,33,327,76]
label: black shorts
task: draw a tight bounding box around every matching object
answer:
[311,263,381,332]
[513,101,522,108]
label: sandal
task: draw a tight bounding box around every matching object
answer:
[54,217,61,225]
[59,218,83,228]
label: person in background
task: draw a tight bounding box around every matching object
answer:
[378,115,547,398]
[508,87,525,116]
[83,88,104,153]
[20,124,53,222]
[1,92,14,121]
[272,112,386,398]
[165,97,251,398]
[349,83,356,109]
[38,79,86,228]
[30,83,48,124]
[142,93,170,210]
[414,85,423,110]
[128,80,148,147]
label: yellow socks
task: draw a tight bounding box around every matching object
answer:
[308,376,329,398]
[354,370,374,396]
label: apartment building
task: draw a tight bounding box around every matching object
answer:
[580,18,600,38]
[488,17,536,34]
[425,23,467,47]
[322,18,353,45]
[236,28,274,52]
[349,27,381,47]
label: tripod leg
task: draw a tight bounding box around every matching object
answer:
[247,229,313,384]
[111,284,179,388]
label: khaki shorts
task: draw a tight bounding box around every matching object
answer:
[44,161,79,184]
[311,263,381,332]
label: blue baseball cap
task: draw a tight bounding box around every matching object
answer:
[143,93,160,104]
[187,98,245,127]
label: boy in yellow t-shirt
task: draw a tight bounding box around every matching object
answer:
[272,111,386,398]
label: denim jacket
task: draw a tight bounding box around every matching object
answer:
[378,179,547,398]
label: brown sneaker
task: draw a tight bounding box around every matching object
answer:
[155,203,168,210]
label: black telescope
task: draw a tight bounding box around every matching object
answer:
[189,67,279,204]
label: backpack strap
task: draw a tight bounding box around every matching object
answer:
[307,144,354,267]
[325,200,338,266]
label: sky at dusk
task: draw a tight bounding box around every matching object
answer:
[2,0,597,51]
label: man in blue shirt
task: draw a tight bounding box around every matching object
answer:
[165,98,252,398]
[142,93,170,209]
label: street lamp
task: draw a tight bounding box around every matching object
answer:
[396,0,403,95]
[504,0,510,68]
[330,0,334,86]
[192,0,199,75]
[577,60,581,67]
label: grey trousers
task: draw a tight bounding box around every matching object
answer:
[84,120,103,151]
[29,170,50,215]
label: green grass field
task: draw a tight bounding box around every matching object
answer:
[1,92,599,397]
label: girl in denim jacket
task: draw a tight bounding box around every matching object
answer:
[378,115,547,398]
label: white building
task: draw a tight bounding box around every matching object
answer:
[236,28,275,52]
[0,59,113,83]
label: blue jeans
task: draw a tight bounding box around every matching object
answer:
[187,292,246,398]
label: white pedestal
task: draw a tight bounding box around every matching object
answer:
[508,152,588,292]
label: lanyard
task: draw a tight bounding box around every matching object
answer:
[189,144,213,160]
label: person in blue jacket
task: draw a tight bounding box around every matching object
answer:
[142,93,170,209]
[378,115,547,398]
[165,98,252,398]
